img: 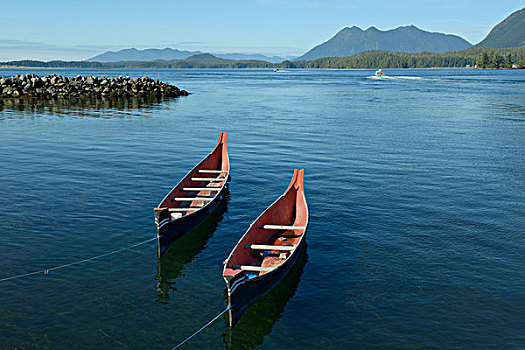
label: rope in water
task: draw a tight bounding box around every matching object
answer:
[172,305,230,349]
[2,235,228,347]
[0,236,158,282]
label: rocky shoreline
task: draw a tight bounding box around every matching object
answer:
[0,74,188,99]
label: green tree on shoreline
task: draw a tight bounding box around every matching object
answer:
[2,47,525,70]
[505,53,514,68]
[478,53,489,68]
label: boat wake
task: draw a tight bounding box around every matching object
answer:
[366,75,426,80]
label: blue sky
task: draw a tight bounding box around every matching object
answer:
[0,0,523,61]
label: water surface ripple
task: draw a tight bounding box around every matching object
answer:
[0,68,524,349]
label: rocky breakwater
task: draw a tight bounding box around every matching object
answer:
[0,74,189,99]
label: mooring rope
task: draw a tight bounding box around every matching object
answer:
[0,236,157,282]
[172,305,230,349]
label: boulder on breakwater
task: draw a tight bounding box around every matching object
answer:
[0,74,189,99]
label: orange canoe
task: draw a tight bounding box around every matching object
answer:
[222,169,308,327]
[154,132,230,256]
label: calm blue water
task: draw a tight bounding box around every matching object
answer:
[0,68,524,349]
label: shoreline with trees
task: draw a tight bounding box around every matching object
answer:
[1,47,524,70]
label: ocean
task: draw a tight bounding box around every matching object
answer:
[1,68,524,349]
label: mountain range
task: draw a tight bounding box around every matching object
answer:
[296,25,471,61]
[87,48,294,63]
[87,48,201,62]
[475,6,525,48]
[85,6,524,64]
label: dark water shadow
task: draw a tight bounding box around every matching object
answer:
[223,243,308,350]
[485,102,525,122]
[155,190,230,304]
[0,95,177,119]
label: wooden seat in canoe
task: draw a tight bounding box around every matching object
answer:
[168,208,200,212]
[259,225,306,230]
[198,170,228,173]
[232,265,275,272]
[245,244,295,251]
[191,177,227,182]
[170,197,214,201]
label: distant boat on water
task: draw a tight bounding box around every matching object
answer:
[366,69,425,80]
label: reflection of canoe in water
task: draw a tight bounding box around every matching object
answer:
[223,244,308,349]
[223,169,308,328]
[154,132,230,257]
[156,195,229,303]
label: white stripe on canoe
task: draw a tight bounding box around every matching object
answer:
[191,177,226,181]
[198,170,228,173]
[171,197,214,201]
[157,218,169,227]
[232,265,275,272]
[230,278,248,294]
[245,244,295,251]
[259,225,306,230]
[182,187,222,191]
[168,208,201,212]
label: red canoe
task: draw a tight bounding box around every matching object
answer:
[222,169,308,327]
[154,132,230,256]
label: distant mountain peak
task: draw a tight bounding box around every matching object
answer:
[343,26,362,32]
[86,47,201,62]
[86,47,294,63]
[475,6,525,48]
[296,25,471,61]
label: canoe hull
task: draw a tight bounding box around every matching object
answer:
[226,237,306,328]
[154,132,230,257]
[222,168,308,328]
[157,185,228,256]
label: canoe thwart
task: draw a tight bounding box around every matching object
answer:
[245,244,295,251]
[198,169,228,173]
[232,265,274,272]
[191,177,227,181]
[171,197,214,201]
[168,208,200,212]
[259,225,306,231]
[182,187,222,191]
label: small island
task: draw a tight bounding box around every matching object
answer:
[0,74,188,99]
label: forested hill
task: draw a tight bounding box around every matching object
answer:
[297,26,471,61]
[287,47,525,69]
[475,7,525,48]
[2,47,525,69]
[1,54,275,69]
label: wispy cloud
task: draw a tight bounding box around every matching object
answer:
[0,40,120,61]
[173,44,306,56]
[175,41,207,45]
[0,39,305,62]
